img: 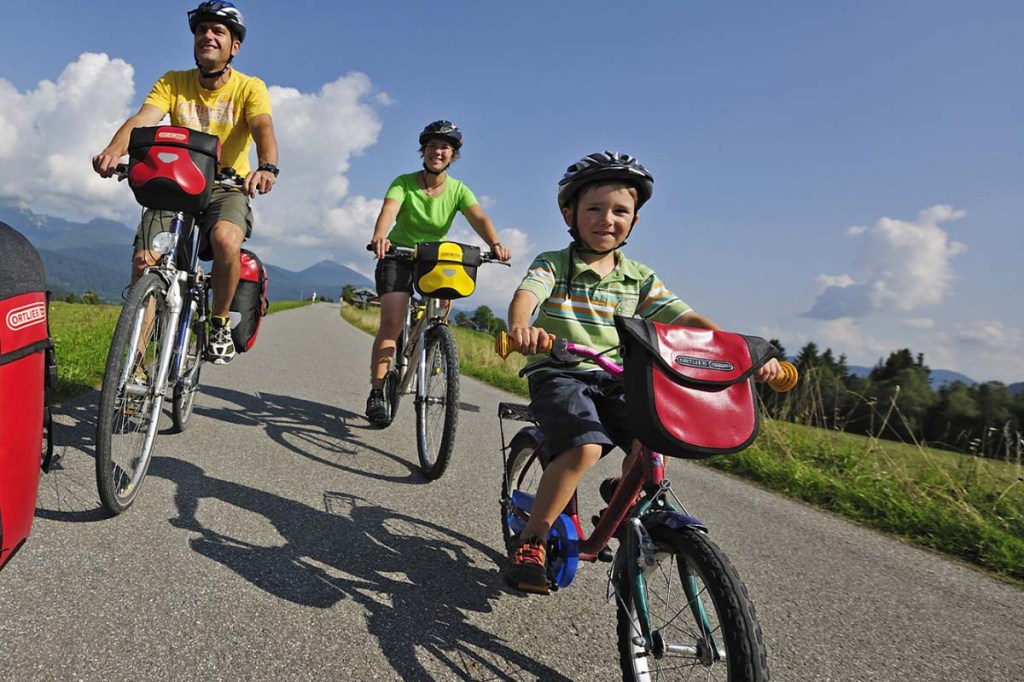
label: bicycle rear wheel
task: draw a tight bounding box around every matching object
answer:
[415,324,459,479]
[95,273,168,515]
[171,303,204,433]
[614,524,769,681]
[500,428,544,552]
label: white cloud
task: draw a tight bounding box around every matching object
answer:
[903,318,934,329]
[0,54,388,268]
[0,53,136,220]
[804,205,968,320]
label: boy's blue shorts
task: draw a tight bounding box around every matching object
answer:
[527,369,633,459]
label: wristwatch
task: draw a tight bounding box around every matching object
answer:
[257,163,280,177]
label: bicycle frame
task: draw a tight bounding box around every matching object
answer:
[117,212,207,453]
[393,295,448,400]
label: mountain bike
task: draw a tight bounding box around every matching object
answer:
[495,325,798,681]
[95,165,245,515]
[369,242,507,479]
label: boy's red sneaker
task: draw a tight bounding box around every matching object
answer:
[504,535,549,595]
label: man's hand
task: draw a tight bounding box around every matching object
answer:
[244,168,276,197]
[92,150,123,178]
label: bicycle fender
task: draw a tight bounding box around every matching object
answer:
[641,510,708,534]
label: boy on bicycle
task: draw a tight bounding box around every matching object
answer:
[504,151,780,593]
[92,1,278,365]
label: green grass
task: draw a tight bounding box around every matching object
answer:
[340,302,1024,583]
[49,299,311,402]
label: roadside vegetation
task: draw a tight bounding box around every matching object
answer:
[49,299,311,402]
[340,302,1024,583]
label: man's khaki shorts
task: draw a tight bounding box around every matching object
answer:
[133,187,253,258]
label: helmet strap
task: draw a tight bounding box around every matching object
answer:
[421,162,450,176]
[196,58,232,80]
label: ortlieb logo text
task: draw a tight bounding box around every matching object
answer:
[7,303,46,331]
[674,355,734,372]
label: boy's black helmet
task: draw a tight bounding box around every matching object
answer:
[188,1,247,42]
[557,151,653,210]
[419,120,463,149]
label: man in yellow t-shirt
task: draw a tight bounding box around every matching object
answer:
[92,1,278,364]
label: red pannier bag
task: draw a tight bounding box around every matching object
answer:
[615,315,782,459]
[127,126,221,213]
[0,222,56,570]
[228,249,269,353]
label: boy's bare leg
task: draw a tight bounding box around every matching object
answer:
[519,443,603,540]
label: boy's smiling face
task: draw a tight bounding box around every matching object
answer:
[562,183,639,253]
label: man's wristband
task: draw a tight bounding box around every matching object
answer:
[257,163,280,177]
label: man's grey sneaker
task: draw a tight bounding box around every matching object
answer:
[207,321,236,365]
[365,389,390,425]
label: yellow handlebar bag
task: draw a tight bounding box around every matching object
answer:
[413,242,482,300]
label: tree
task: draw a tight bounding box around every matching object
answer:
[341,284,356,303]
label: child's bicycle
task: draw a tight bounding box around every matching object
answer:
[95,163,245,515]
[495,320,798,681]
[368,241,508,479]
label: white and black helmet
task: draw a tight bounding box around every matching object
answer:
[188,1,247,42]
[557,151,653,210]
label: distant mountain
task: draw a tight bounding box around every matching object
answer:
[1,202,373,303]
[264,260,372,301]
[1009,383,1024,396]
[846,365,1000,390]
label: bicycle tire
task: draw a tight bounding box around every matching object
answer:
[500,428,544,553]
[170,303,204,433]
[95,273,169,515]
[415,324,459,479]
[614,524,769,681]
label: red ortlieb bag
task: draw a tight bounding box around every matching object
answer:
[228,249,269,353]
[0,222,56,570]
[127,125,221,213]
[615,315,782,459]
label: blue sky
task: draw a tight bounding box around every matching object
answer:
[0,1,1020,383]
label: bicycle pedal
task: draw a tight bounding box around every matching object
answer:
[597,547,614,563]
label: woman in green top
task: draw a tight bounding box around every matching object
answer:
[366,120,511,425]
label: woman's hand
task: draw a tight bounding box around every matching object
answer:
[370,235,392,260]
[491,242,511,262]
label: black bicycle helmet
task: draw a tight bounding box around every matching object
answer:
[188,1,247,43]
[557,151,653,211]
[418,120,464,150]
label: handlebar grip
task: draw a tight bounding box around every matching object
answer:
[767,361,799,392]
[494,330,553,359]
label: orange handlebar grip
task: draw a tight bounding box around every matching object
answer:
[768,361,799,392]
[495,331,514,359]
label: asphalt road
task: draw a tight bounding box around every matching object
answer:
[2,303,1022,681]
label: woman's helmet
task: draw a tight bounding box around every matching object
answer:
[188,1,247,43]
[418,120,464,150]
[557,151,653,211]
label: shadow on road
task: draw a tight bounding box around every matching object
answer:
[151,456,570,681]
[194,385,432,485]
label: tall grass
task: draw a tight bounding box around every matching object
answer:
[49,299,311,402]
[340,302,1024,582]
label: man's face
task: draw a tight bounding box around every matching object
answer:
[193,20,239,68]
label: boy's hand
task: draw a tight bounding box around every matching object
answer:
[754,358,782,384]
[509,326,553,355]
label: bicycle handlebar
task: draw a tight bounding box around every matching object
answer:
[365,242,509,264]
[494,330,799,392]
[111,163,246,189]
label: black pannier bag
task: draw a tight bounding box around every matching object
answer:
[614,315,782,459]
[127,126,221,213]
[413,241,482,300]
[228,248,269,353]
[0,222,56,570]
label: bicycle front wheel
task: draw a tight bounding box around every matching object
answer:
[615,525,769,681]
[171,303,204,433]
[415,324,459,480]
[95,273,168,515]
